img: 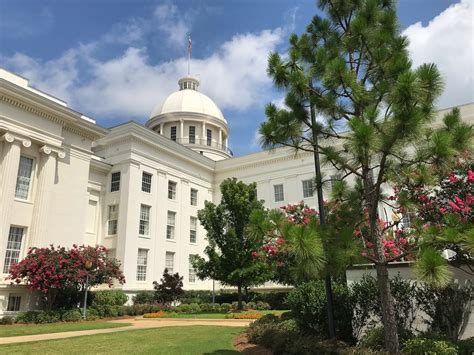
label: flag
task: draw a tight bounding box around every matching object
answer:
[188,35,192,55]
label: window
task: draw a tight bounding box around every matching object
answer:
[139,205,150,236]
[3,227,24,273]
[165,252,174,274]
[190,217,197,243]
[171,126,177,141]
[206,129,212,146]
[142,172,152,193]
[190,188,198,206]
[189,126,196,144]
[110,172,121,192]
[7,295,21,312]
[168,181,177,200]
[189,255,197,283]
[107,205,119,235]
[15,156,33,200]
[274,184,284,202]
[136,249,148,281]
[302,180,314,198]
[166,211,176,240]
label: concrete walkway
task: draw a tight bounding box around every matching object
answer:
[0,318,251,345]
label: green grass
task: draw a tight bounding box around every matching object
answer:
[0,326,242,354]
[0,321,130,338]
[149,310,287,319]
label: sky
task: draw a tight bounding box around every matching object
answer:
[0,0,473,156]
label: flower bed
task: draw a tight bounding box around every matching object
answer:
[226,311,264,319]
[143,311,167,318]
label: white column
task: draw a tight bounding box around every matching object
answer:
[0,134,28,270]
[180,120,184,141]
[225,137,229,148]
[159,124,163,135]
[202,122,206,145]
[28,146,58,247]
[218,128,222,146]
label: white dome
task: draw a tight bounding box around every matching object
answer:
[150,88,226,123]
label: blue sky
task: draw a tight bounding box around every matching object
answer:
[1,0,472,156]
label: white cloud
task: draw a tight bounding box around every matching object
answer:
[154,3,190,49]
[403,0,474,108]
[1,27,282,120]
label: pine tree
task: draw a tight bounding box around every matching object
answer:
[259,0,472,352]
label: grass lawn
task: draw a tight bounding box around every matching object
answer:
[0,321,131,338]
[0,326,242,354]
[153,310,287,319]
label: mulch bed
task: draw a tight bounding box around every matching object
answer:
[233,332,272,354]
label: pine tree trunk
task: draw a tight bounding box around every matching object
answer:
[364,169,399,353]
[376,262,399,353]
[237,284,243,310]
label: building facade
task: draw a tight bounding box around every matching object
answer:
[0,67,473,315]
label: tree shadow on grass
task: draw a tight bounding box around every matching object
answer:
[203,350,240,355]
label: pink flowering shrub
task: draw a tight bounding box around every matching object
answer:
[8,244,125,309]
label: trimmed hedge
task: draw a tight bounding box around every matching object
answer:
[90,290,128,307]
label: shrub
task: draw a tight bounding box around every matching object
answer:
[416,283,473,341]
[35,311,62,324]
[231,301,247,311]
[246,301,256,310]
[91,290,128,307]
[220,303,232,312]
[15,311,40,324]
[403,338,458,355]
[359,327,384,350]
[84,308,100,320]
[180,290,213,304]
[286,280,355,344]
[199,303,221,313]
[62,309,82,322]
[457,337,474,355]
[0,316,14,325]
[132,291,155,305]
[255,301,271,310]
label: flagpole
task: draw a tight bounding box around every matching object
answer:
[187,34,192,76]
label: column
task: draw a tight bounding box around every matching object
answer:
[180,120,184,141]
[225,137,229,148]
[159,124,163,135]
[202,122,206,145]
[0,134,29,270]
[28,146,58,247]
[218,128,223,147]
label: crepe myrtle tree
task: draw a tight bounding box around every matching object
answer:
[259,0,472,352]
[9,244,125,310]
[191,178,271,310]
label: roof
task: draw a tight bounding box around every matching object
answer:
[149,88,227,123]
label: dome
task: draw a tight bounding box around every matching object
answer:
[149,77,226,123]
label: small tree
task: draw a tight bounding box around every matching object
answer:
[192,178,271,310]
[9,244,125,310]
[153,269,184,305]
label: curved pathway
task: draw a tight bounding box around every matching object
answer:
[0,318,251,345]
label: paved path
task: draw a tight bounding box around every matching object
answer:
[0,318,251,345]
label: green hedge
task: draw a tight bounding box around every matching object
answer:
[90,290,128,307]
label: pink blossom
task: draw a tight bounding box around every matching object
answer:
[448,173,459,183]
[467,170,474,183]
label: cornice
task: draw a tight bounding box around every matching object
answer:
[0,79,108,141]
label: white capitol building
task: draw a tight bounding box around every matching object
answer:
[0,67,473,314]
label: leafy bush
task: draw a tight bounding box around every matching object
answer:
[416,283,473,341]
[175,303,201,314]
[199,303,221,313]
[132,291,155,305]
[62,309,82,322]
[15,311,41,324]
[220,303,232,312]
[153,269,184,305]
[0,316,14,325]
[231,301,247,311]
[35,311,62,324]
[84,308,100,320]
[255,301,271,310]
[180,290,213,304]
[359,327,384,350]
[246,301,256,310]
[403,338,458,355]
[457,337,474,355]
[91,290,128,307]
[286,280,355,344]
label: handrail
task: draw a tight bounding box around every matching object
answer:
[176,137,233,156]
